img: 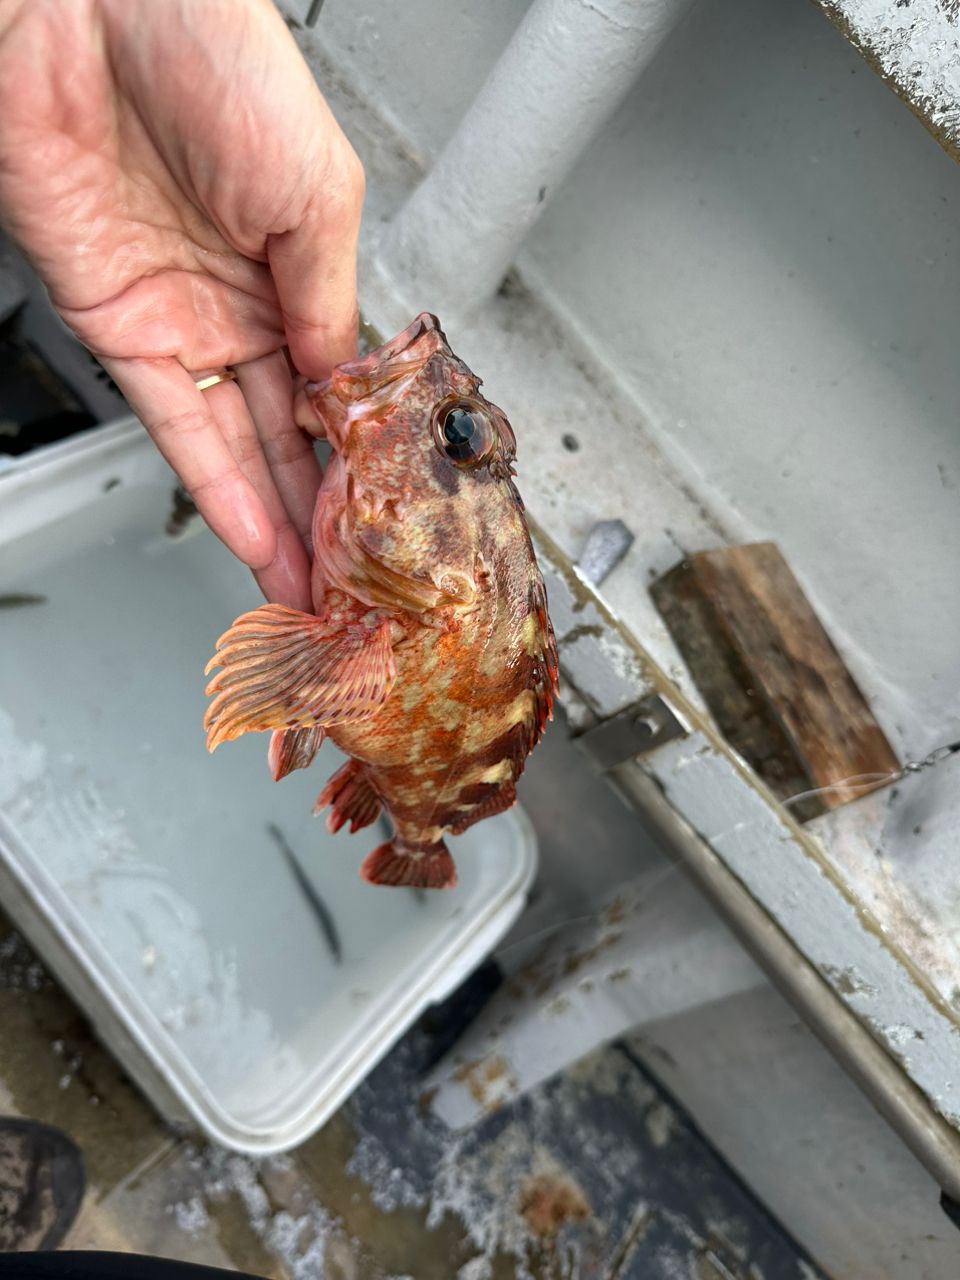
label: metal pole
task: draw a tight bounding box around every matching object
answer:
[377,0,692,320]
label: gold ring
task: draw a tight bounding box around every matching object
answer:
[194,370,237,392]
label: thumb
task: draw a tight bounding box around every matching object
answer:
[268,146,365,379]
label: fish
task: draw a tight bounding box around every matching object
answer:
[267,822,342,962]
[203,313,558,890]
[0,593,47,609]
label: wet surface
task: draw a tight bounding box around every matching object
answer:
[0,910,825,1279]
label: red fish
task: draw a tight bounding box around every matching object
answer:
[204,314,558,889]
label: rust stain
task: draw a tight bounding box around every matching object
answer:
[506,924,626,1002]
[452,1055,516,1114]
[560,930,623,980]
[416,1085,438,1117]
[606,896,629,925]
[507,962,551,1000]
[518,1173,590,1238]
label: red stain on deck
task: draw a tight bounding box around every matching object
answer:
[519,1174,590,1238]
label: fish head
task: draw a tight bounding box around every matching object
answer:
[295,313,527,613]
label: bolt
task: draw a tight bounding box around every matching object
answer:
[632,714,660,739]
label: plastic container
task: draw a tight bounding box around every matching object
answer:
[0,421,537,1153]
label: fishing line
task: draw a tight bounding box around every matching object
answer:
[775,739,960,812]
[490,738,960,966]
[494,859,684,964]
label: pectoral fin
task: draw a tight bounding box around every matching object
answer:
[204,604,395,752]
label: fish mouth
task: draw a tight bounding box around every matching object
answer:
[293,313,449,447]
[351,313,446,368]
[331,313,448,400]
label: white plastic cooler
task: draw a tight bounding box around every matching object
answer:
[0,420,537,1153]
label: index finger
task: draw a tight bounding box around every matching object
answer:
[101,355,278,572]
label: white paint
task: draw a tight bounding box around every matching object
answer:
[377,0,694,319]
[427,867,763,1129]
[809,753,960,1011]
[644,732,960,1128]
[293,0,532,165]
[517,0,960,761]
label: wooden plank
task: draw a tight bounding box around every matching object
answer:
[650,543,900,820]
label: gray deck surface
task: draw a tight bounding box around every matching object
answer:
[0,912,825,1279]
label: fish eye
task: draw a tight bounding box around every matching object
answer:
[433,399,497,466]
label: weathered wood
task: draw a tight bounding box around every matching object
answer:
[651,543,900,820]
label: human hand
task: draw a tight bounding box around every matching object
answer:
[0,0,364,609]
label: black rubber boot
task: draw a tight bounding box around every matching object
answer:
[0,1119,85,1252]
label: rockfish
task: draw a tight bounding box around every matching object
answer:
[204,314,558,889]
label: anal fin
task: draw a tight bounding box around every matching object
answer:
[448,780,517,835]
[361,840,457,890]
[315,758,382,833]
[268,726,325,781]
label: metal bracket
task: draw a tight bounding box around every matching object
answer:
[575,695,687,771]
[577,518,635,585]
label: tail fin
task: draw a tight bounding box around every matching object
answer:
[360,840,458,890]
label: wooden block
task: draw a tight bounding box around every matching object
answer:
[650,543,900,821]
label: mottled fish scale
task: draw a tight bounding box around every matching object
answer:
[204,314,557,889]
